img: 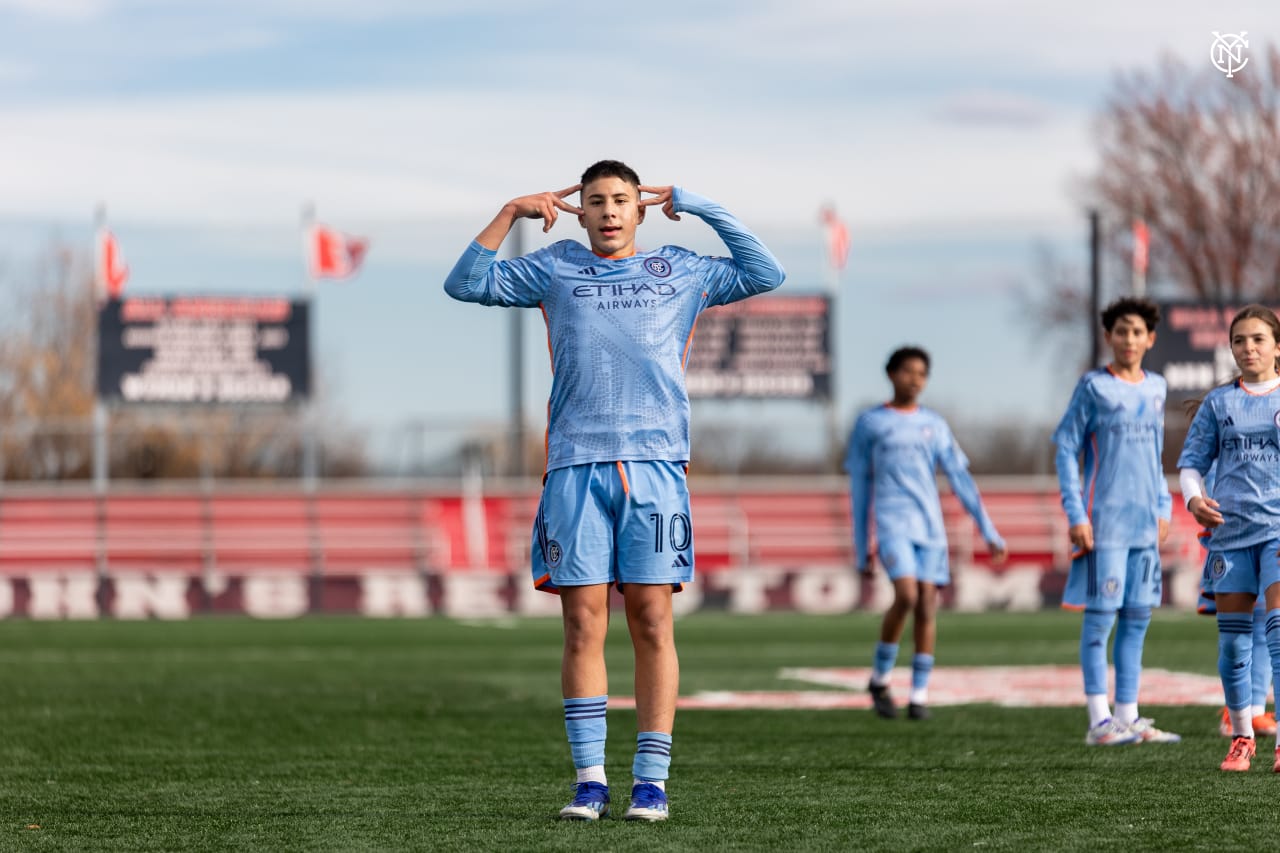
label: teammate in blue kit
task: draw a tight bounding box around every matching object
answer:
[444,160,784,819]
[1193,464,1276,740]
[1177,305,1280,772]
[847,346,1006,721]
[1052,298,1179,747]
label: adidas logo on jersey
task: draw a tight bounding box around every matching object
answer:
[1220,416,1234,427]
[671,553,691,569]
[577,266,599,276]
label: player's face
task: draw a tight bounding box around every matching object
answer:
[889,357,928,404]
[1104,314,1155,371]
[578,176,645,257]
[1230,316,1280,382]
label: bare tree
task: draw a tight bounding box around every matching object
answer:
[0,244,97,478]
[1092,45,1280,300]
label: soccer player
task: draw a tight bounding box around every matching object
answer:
[1052,298,1178,747]
[846,346,1006,721]
[444,160,784,820]
[1201,597,1276,739]
[1178,304,1280,772]
[1194,464,1276,740]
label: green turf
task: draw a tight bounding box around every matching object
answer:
[0,611,1264,851]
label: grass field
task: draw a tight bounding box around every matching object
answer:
[0,610,1267,851]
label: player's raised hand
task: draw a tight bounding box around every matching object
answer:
[639,185,680,221]
[508,185,583,232]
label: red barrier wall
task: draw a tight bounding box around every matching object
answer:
[0,480,1208,618]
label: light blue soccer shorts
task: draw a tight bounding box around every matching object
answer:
[877,539,950,586]
[1203,538,1280,598]
[531,460,693,594]
[1062,546,1162,611]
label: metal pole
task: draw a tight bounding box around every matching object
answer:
[93,401,108,493]
[1089,209,1101,369]
[508,221,525,477]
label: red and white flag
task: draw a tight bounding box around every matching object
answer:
[306,223,369,280]
[96,227,129,301]
[821,206,850,271]
[1132,218,1150,275]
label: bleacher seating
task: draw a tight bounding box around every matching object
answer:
[0,480,1198,585]
[0,494,99,573]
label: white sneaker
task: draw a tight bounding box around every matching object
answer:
[1085,717,1140,746]
[1127,717,1181,744]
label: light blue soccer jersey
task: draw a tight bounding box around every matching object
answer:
[444,188,785,472]
[1052,367,1173,549]
[1176,381,1280,551]
[844,405,1004,568]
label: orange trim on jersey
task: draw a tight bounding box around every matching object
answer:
[680,292,708,371]
[541,303,553,476]
[533,573,560,595]
[1085,434,1099,519]
[1237,378,1280,396]
[682,317,700,370]
[592,247,637,260]
[1104,364,1146,385]
[1060,603,1086,612]
[615,461,631,495]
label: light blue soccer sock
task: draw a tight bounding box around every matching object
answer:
[1264,609,1280,716]
[564,696,608,783]
[1218,613,1255,717]
[1253,605,1272,711]
[910,653,935,704]
[633,731,672,787]
[871,642,899,685]
[1113,606,1151,723]
[1080,609,1116,709]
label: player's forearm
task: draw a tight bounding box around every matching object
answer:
[1053,446,1088,527]
[443,241,498,302]
[673,188,785,291]
[474,204,522,251]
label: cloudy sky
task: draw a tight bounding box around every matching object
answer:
[0,0,1273,463]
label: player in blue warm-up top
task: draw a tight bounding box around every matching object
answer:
[1177,304,1280,772]
[444,160,784,821]
[1052,297,1178,747]
[846,346,1006,721]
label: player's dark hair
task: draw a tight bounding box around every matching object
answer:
[1100,297,1160,332]
[1183,303,1280,419]
[1230,303,1280,347]
[581,160,641,189]
[885,346,930,375]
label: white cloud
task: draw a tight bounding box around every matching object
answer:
[0,86,1097,235]
[0,0,107,20]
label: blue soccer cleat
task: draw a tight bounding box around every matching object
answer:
[558,781,610,821]
[622,782,669,822]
